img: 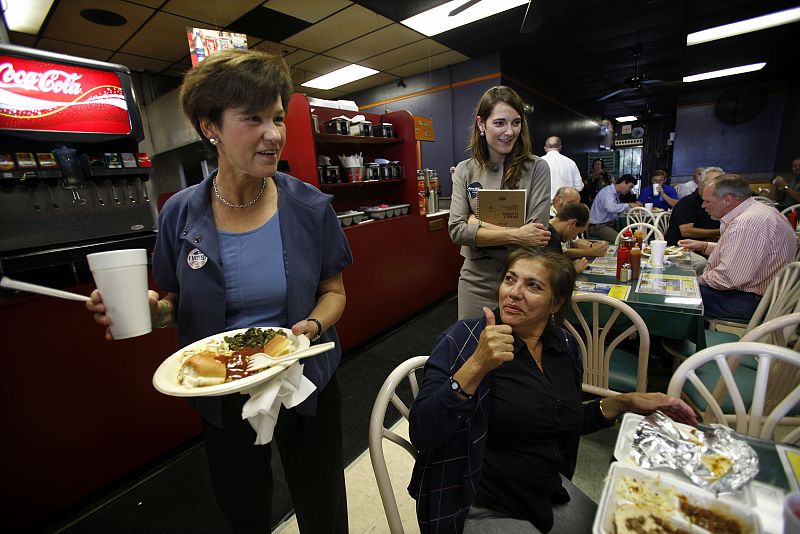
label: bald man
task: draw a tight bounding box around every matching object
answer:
[542,136,583,200]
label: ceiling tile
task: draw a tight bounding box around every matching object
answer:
[283,49,316,66]
[125,0,164,7]
[325,24,422,63]
[161,0,263,27]
[251,39,296,57]
[8,32,37,47]
[386,50,470,78]
[303,88,346,100]
[121,12,201,63]
[282,4,392,53]
[42,0,154,51]
[109,52,174,73]
[293,55,348,76]
[333,72,396,95]
[264,0,351,23]
[36,38,114,62]
[360,39,451,71]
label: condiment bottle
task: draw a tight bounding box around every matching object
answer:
[616,246,630,280]
[621,229,635,250]
[788,210,799,231]
[630,245,641,280]
[633,229,645,249]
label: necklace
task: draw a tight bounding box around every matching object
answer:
[213,177,266,208]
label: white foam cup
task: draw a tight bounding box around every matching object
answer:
[653,183,661,195]
[644,202,654,211]
[784,492,800,534]
[650,240,667,268]
[86,249,151,339]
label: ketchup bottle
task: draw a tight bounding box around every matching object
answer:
[630,245,642,280]
[616,246,630,280]
[788,210,799,231]
[621,229,635,250]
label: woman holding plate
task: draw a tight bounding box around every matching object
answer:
[86,49,352,534]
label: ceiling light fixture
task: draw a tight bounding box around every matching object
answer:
[687,6,800,46]
[682,62,766,83]
[80,9,127,27]
[401,0,528,37]
[2,0,55,34]
[301,64,379,90]
[615,116,638,123]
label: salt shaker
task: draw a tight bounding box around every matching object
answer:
[620,263,631,282]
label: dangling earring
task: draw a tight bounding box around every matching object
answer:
[550,313,556,326]
[209,138,218,146]
[479,130,485,137]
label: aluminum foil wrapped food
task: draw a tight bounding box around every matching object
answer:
[630,411,759,493]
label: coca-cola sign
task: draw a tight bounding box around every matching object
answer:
[0,55,131,134]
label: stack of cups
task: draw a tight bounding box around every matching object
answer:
[649,240,668,268]
[86,249,151,339]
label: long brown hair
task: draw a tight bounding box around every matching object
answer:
[468,86,532,190]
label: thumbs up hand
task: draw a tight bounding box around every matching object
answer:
[470,307,515,372]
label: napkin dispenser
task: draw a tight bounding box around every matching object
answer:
[324,118,349,135]
[349,121,372,136]
[372,123,394,138]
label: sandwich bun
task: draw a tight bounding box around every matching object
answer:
[179,351,226,387]
[263,335,294,357]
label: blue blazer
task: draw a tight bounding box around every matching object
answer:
[153,172,352,426]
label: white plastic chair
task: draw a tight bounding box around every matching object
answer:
[707,261,800,332]
[565,293,650,396]
[368,356,427,534]
[668,342,800,443]
[654,211,671,238]
[780,203,800,216]
[614,222,663,245]
[626,206,654,226]
[752,195,776,206]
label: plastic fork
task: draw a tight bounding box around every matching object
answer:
[246,342,336,372]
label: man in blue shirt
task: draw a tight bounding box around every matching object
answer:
[588,174,637,242]
[638,169,679,210]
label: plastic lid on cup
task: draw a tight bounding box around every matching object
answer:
[86,249,148,270]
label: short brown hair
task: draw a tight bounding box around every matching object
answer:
[469,86,532,190]
[555,202,589,226]
[504,249,576,324]
[179,49,292,153]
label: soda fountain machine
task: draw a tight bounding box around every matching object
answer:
[0,43,156,283]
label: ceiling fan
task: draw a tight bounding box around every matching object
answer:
[448,0,544,33]
[597,46,681,102]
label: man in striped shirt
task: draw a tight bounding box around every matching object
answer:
[679,173,797,320]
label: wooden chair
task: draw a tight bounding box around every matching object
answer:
[565,293,650,396]
[614,222,663,245]
[626,206,654,226]
[368,356,427,534]
[668,342,800,443]
[654,211,671,238]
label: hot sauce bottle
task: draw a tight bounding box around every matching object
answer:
[630,245,642,280]
[616,246,630,280]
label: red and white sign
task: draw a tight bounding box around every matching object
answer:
[0,55,131,134]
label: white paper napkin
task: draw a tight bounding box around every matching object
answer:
[240,362,317,445]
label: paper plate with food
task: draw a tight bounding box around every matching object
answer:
[152,327,311,397]
[593,463,759,534]
[641,244,685,258]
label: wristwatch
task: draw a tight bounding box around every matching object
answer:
[306,317,322,342]
[449,376,473,400]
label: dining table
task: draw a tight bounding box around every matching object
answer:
[572,244,707,350]
[595,412,799,534]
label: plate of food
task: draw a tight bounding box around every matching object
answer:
[152,327,311,397]
[593,463,760,534]
[641,244,685,258]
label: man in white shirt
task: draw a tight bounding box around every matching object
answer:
[542,136,583,199]
[675,167,704,198]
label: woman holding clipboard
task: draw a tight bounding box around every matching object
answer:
[448,86,551,320]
